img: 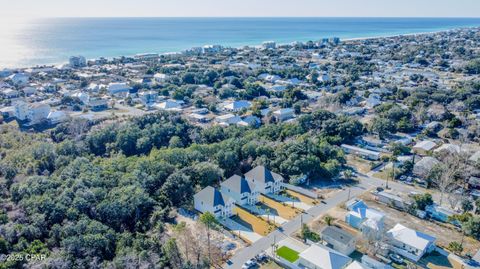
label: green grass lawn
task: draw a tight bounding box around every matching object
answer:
[276,246,300,263]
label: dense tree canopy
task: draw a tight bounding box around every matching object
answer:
[0,109,362,267]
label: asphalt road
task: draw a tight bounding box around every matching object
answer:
[226,174,417,269]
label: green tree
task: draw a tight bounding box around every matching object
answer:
[169,136,184,148]
[463,215,480,240]
[412,193,433,211]
[461,198,474,213]
[447,241,463,255]
[189,162,224,188]
[163,238,184,269]
[323,215,335,226]
[370,117,395,139]
[0,237,8,254]
[161,172,194,206]
[199,212,218,265]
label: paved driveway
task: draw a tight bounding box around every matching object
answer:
[220,218,263,244]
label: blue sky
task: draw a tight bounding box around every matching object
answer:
[2,0,480,18]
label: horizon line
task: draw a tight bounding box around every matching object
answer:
[22,15,480,19]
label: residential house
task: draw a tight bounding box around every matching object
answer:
[22,86,37,96]
[262,41,276,49]
[273,108,295,122]
[237,115,261,127]
[386,224,436,262]
[413,140,438,155]
[88,99,109,111]
[321,226,357,255]
[223,100,251,112]
[13,101,29,121]
[359,136,384,149]
[244,166,284,194]
[216,114,242,126]
[345,199,385,236]
[341,144,380,161]
[345,261,368,269]
[107,82,131,96]
[27,103,51,124]
[258,73,281,83]
[425,121,443,134]
[268,84,287,92]
[375,191,407,210]
[8,73,29,85]
[153,73,169,83]
[469,151,480,165]
[154,100,183,111]
[298,244,352,269]
[0,106,15,119]
[317,73,331,82]
[69,56,87,68]
[433,143,461,155]
[220,175,259,206]
[364,94,382,109]
[72,92,90,105]
[1,88,20,99]
[47,111,68,124]
[468,176,480,190]
[193,186,235,218]
[413,157,440,179]
[425,204,460,226]
[189,113,211,123]
[138,90,158,106]
[360,255,392,269]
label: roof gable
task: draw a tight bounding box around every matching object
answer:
[194,186,225,207]
[245,166,283,184]
[387,224,436,251]
[299,244,351,269]
[221,175,254,194]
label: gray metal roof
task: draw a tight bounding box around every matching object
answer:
[194,186,224,207]
[321,226,355,245]
[244,166,284,184]
[221,175,255,194]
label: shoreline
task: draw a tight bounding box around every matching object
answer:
[341,27,472,42]
[5,26,479,70]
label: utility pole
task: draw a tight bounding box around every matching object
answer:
[386,171,390,189]
[272,235,277,258]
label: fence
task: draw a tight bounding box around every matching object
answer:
[282,183,318,199]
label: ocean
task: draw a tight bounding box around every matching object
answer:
[1,17,480,68]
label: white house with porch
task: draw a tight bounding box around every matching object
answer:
[386,224,436,262]
[220,175,260,206]
[194,186,235,218]
[245,166,284,194]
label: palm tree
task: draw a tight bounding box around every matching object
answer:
[324,215,335,226]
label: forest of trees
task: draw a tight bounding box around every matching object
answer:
[0,110,362,268]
